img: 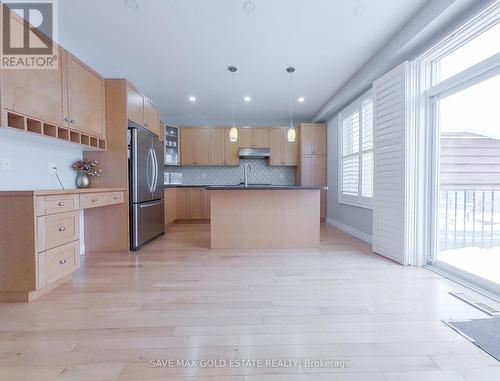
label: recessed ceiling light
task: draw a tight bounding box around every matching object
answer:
[243,1,256,14]
[353,4,367,16]
[123,0,139,10]
[188,96,196,102]
[244,96,251,102]
[298,97,305,103]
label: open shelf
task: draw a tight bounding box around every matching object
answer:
[26,118,42,134]
[57,127,70,141]
[70,131,80,144]
[7,112,25,130]
[80,134,90,146]
[3,111,106,151]
[43,123,57,138]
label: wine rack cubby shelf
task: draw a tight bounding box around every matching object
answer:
[4,111,106,151]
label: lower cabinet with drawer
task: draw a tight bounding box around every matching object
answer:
[0,188,125,303]
[38,241,80,289]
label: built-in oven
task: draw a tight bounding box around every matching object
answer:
[164,125,179,165]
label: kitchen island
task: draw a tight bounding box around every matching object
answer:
[207,185,321,249]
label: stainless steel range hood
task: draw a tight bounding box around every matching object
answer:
[238,148,270,158]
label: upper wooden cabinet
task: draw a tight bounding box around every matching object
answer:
[270,127,298,166]
[180,127,210,165]
[238,127,270,148]
[195,127,210,165]
[255,127,270,148]
[126,84,144,126]
[1,50,106,141]
[224,127,239,166]
[1,44,67,128]
[66,53,106,138]
[126,83,160,136]
[144,98,160,136]
[300,123,327,155]
[210,127,225,165]
[210,127,239,166]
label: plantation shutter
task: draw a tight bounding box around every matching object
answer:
[372,61,415,265]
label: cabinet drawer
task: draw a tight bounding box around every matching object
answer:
[36,194,79,216]
[38,241,80,289]
[80,191,124,209]
[37,211,80,252]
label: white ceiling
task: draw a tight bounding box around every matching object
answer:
[58,0,428,125]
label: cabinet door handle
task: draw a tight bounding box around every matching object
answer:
[64,117,72,123]
[58,201,65,206]
[113,196,119,200]
[59,226,66,232]
[59,259,67,264]
[92,198,98,203]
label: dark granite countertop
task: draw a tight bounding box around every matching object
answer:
[165,184,327,190]
[206,185,325,191]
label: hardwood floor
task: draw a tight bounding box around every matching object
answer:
[0,223,499,381]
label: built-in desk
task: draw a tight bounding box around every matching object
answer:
[0,188,125,302]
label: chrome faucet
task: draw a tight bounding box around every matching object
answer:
[243,163,253,187]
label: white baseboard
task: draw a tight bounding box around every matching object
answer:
[325,217,372,244]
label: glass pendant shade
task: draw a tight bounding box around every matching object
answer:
[287,126,296,142]
[229,126,238,142]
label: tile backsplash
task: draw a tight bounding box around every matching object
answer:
[165,159,296,185]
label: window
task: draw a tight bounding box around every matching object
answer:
[338,92,374,208]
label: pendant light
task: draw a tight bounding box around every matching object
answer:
[286,67,296,142]
[228,66,238,142]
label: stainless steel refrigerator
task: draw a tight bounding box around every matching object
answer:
[128,122,164,251]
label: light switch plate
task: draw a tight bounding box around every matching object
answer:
[48,162,57,174]
[1,158,13,171]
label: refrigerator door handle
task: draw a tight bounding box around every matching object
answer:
[139,199,163,208]
[152,146,159,193]
[146,148,153,193]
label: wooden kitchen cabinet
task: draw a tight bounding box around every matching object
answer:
[1,43,67,128]
[210,127,239,166]
[174,187,210,221]
[126,83,144,127]
[238,127,270,148]
[66,53,106,138]
[176,188,189,219]
[195,127,210,165]
[203,190,211,219]
[125,83,160,136]
[0,188,124,302]
[144,98,160,136]
[255,127,270,147]
[164,188,178,226]
[270,127,297,166]
[224,128,240,166]
[180,127,195,165]
[188,188,204,219]
[210,127,225,165]
[180,127,210,165]
[238,128,254,148]
[300,123,327,155]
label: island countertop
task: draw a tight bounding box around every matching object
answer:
[206,185,326,191]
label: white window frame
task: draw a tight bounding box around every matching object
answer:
[414,2,500,291]
[338,89,374,209]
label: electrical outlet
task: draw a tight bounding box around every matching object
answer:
[1,158,13,171]
[48,162,57,174]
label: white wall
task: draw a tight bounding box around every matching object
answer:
[0,129,82,191]
[326,115,373,238]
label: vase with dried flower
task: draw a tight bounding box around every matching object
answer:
[72,159,102,188]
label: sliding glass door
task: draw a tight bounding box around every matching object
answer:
[435,76,500,287]
[424,14,500,295]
